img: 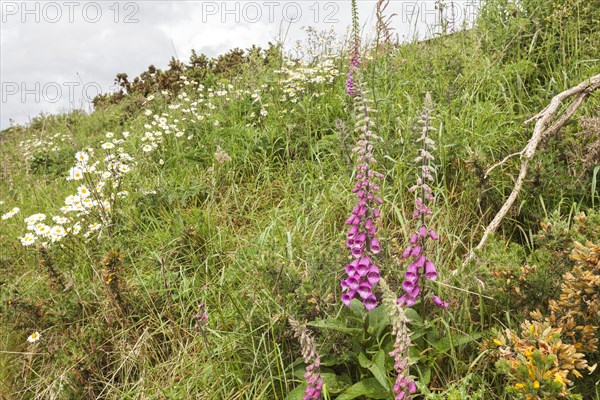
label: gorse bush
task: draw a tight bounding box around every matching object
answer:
[1,0,599,399]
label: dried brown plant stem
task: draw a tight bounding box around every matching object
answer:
[467,74,600,263]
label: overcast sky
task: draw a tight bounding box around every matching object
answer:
[0,1,480,130]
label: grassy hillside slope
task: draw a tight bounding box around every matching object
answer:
[1,0,599,399]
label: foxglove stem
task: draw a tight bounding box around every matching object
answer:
[342,75,384,311]
[381,279,417,400]
[290,318,323,400]
[399,93,447,310]
[346,0,361,97]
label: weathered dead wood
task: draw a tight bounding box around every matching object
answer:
[467,74,600,262]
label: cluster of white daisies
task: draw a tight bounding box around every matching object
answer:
[17,132,134,247]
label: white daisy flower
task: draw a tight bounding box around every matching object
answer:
[20,233,37,246]
[1,207,20,220]
[27,331,41,343]
[101,143,115,149]
[142,144,153,152]
[52,216,68,224]
[67,167,84,181]
[75,151,89,163]
[77,186,91,198]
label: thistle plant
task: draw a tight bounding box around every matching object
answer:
[341,75,384,311]
[290,318,323,400]
[398,93,447,309]
[381,279,417,400]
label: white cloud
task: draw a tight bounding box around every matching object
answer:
[0,1,480,129]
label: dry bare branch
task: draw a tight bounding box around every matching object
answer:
[467,74,600,262]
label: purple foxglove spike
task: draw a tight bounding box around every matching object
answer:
[357,173,364,180]
[341,290,356,306]
[370,237,381,254]
[416,198,423,207]
[363,178,370,186]
[372,209,380,218]
[429,229,439,240]
[364,294,378,311]
[396,392,405,400]
[422,184,431,193]
[351,186,359,193]
[375,197,382,204]
[346,215,355,225]
[418,225,428,237]
[410,245,422,257]
[352,205,361,214]
[357,189,365,198]
[365,219,374,232]
[432,295,449,308]
[359,255,370,266]
[358,206,367,216]
[409,234,419,245]
[401,247,412,259]
[359,198,367,206]
[357,282,372,299]
[371,184,379,191]
[367,270,380,285]
[413,210,420,218]
[425,260,437,280]
[367,192,374,201]
[347,276,359,290]
[346,238,355,248]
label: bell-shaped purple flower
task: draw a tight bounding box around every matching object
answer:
[402,279,415,293]
[357,282,372,299]
[425,259,437,280]
[347,276,359,290]
[367,269,380,285]
[432,295,449,308]
[341,290,356,306]
[409,234,419,245]
[429,229,439,240]
[405,264,418,281]
[410,245,422,258]
[370,237,381,254]
[364,294,378,310]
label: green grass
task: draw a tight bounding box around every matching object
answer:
[1,0,599,398]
